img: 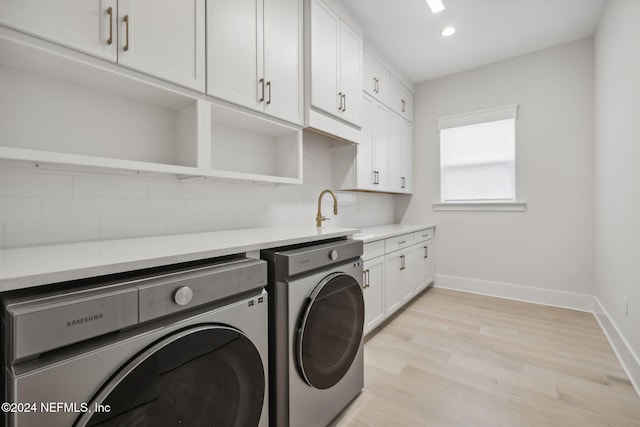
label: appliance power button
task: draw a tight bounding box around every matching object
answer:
[174,286,194,306]
[329,249,338,261]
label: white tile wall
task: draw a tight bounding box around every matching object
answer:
[0,134,396,247]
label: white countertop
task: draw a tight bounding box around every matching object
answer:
[354,224,436,243]
[0,226,359,292]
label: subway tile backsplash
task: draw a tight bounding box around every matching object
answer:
[0,135,396,247]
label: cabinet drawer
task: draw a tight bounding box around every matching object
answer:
[384,233,414,252]
[413,228,434,243]
[363,240,385,261]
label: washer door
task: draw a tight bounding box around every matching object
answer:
[296,272,364,389]
[75,325,265,427]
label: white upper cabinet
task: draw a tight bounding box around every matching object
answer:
[363,51,389,105]
[118,0,205,92]
[356,94,388,190]
[388,112,413,194]
[389,74,413,122]
[309,0,362,132]
[0,0,117,62]
[207,0,303,125]
[0,0,206,91]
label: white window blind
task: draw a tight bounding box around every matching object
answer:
[438,105,518,202]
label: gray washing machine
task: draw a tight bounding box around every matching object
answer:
[262,238,364,427]
[2,256,269,427]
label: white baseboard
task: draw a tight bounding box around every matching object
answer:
[434,274,595,312]
[593,298,640,397]
[433,274,640,398]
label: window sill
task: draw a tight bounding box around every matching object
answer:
[432,201,527,212]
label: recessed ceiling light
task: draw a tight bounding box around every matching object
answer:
[442,26,456,37]
[426,0,445,14]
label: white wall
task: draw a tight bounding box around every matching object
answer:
[398,39,595,305]
[594,0,640,380]
[0,131,395,247]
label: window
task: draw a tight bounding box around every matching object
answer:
[437,105,521,209]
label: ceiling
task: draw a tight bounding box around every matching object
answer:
[341,0,606,84]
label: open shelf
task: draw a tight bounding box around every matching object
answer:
[0,27,304,185]
[205,102,303,184]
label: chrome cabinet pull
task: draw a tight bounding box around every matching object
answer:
[342,93,347,112]
[259,78,265,102]
[338,92,343,111]
[376,78,379,93]
[373,77,377,93]
[397,240,406,245]
[424,246,428,259]
[107,7,113,45]
[373,171,379,185]
[401,99,406,112]
[400,255,406,270]
[401,176,406,188]
[123,15,130,51]
[266,81,272,105]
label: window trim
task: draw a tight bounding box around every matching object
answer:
[432,201,527,212]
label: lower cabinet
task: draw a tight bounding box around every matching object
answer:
[362,256,385,335]
[362,228,435,336]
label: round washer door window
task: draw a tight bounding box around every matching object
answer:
[296,272,364,389]
[75,326,265,427]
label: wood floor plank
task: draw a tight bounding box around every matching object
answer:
[330,288,640,427]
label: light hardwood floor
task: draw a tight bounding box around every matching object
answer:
[331,288,640,427]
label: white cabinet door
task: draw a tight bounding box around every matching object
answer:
[0,0,117,62]
[363,51,389,105]
[363,256,385,335]
[206,0,262,112]
[371,98,389,190]
[421,240,434,291]
[338,21,362,126]
[388,111,413,194]
[356,95,377,191]
[400,117,413,193]
[384,252,402,316]
[118,0,205,91]
[388,112,403,192]
[263,0,303,124]
[389,74,413,122]
[310,0,339,118]
[385,247,413,316]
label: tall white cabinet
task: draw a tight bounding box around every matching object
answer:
[207,0,303,125]
[0,0,206,91]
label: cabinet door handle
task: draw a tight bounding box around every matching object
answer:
[266,81,272,105]
[338,92,343,111]
[397,240,406,245]
[400,255,405,270]
[106,7,113,45]
[373,77,377,93]
[401,99,406,112]
[342,94,347,112]
[373,171,379,185]
[123,15,130,51]
[259,78,265,102]
[376,78,379,93]
[401,176,406,188]
[424,246,429,259]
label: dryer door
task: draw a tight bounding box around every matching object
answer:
[75,325,265,427]
[296,272,365,389]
